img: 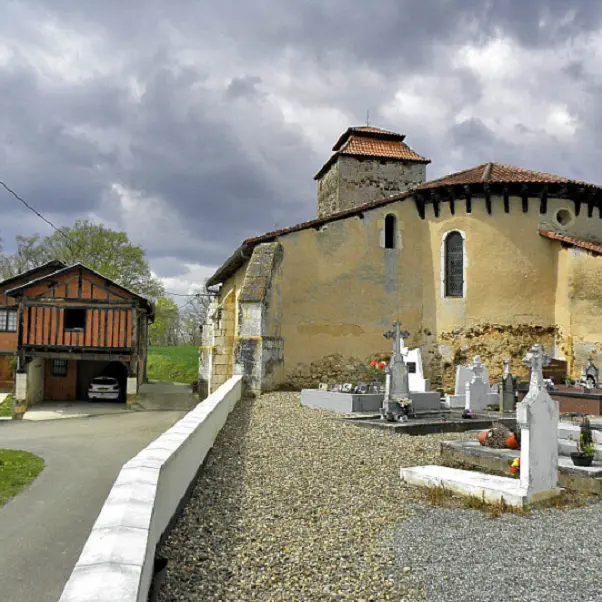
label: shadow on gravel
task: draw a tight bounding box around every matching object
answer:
[155,395,256,601]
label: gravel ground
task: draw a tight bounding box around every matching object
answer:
[157,392,602,601]
[157,392,467,601]
[392,502,602,601]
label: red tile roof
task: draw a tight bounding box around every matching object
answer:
[539,229,602,255]
[315,126,430,180]
[418,162,599,191]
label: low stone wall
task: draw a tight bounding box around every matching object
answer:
[285,353,390,390]
[58,375,244,602]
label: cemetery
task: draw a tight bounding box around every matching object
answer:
[301,321,602,504]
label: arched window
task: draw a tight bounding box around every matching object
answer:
[444,231,464,297]
[384,214,397,249]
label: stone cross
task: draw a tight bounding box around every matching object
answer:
[381,321,411,422]
[383,321,409,361]
[522,343,551,393]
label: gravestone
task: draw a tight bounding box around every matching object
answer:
[454,364,490,396]
[585,358,599,387]
[400,343,563,507]
[449,357,498,411]
[500,359,516,413]
[400,347,431,392]
[381,321,411,422]
[517,344,560,498]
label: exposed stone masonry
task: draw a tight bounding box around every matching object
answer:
[317,155,426,218]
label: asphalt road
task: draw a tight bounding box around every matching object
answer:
[0,411,187,602]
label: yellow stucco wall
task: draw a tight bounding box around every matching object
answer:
[281,195,602,388]
[211,263,247,390]
[213,193,602,391]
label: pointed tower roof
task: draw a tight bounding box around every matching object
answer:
[314,126,430,180]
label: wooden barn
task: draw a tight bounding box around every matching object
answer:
[0,262,154,415]
[0,260,67,391]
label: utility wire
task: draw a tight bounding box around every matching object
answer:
[0,178,217,299]
[166,291,216,297]
[0,179,76,245]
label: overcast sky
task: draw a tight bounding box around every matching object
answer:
[1,1,601,297]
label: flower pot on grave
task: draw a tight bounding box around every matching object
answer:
[570,452,594,467]
[505,433,520,450]
[478,430,490,446]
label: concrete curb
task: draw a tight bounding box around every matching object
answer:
[58,375,243,602]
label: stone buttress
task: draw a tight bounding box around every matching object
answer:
[234,242,284,396]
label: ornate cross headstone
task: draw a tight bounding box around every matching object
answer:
[517,343,559,497]
[522,343,551,393]
[381,321,411,422]
[470,356,485,383]
[464,355,490,412]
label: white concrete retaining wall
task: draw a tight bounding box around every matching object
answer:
[58,375,244,602]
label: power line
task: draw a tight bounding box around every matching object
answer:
[0,178,217,300]
[0,179,75,245]
[165,291,215,297]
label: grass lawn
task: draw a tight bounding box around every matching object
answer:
[147,346,198,384]
[0,449,45,506]
[0,394,12,418]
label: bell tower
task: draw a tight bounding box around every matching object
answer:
[314,126,430,218]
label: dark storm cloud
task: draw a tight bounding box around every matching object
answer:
[225,76,263,101]
[1,0,601,273]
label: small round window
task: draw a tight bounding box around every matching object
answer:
[554,208,574,229]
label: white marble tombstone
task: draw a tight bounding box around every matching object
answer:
[449,356,498,411]
[400,347,430,392]
[400,343,563,507]
[517,344,559,498]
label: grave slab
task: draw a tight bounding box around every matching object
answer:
[441,440,602,494]
[301,390,383,413]
[400,465,561,507]
[410,392,442,411]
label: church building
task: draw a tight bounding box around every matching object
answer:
[199,126,602,397]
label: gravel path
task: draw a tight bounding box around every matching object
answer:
[158,392,463,601]
[392,502,602,601]
[157,392,602,601]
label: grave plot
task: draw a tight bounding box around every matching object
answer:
[301,321,442,418]
[401,344,566,508]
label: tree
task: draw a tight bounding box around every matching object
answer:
[179,291,212,345]
[150,297,181,346]
[0,220,164,299]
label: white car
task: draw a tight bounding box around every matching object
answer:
[88,376,120,401]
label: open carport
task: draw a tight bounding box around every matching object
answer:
[75,360,128,402]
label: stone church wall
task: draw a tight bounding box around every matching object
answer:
[317,156,426,218]
[205,190,602,395]
[274,193,602,391]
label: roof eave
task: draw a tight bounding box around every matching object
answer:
[5,263,154,313]
[205,244,253,288]
[314,153,430,181]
